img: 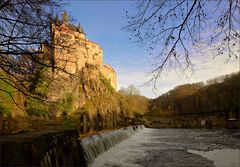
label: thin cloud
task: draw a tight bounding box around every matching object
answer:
[117,53,238,98]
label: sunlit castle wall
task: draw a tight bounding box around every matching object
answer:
[52,12,103,74]
[49,12,117,91]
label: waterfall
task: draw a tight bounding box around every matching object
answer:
[80,125,145,166]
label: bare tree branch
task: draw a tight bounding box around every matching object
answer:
[124,0,240,87]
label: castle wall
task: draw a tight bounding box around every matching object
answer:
[51,18,117,90]
[53,24,103,74]
[85,41,103,67]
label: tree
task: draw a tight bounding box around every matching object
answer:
[127,84,141,95]
[148,72,240,118]
[119,85,141,96]
[0,0,62,100]
[124,0,240,85]
[119,87,128,94]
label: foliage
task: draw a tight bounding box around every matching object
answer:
[22,65,51,117]
[29,67,51,97]
[0,0,62,99]
[119,94,148,117]
[26,98,49,117]
[100,75,114,93]
[119,85,141,96]
[0,72,15,117]
[0,103,11,118]
[58,92,75,118]
[148,72,240,118]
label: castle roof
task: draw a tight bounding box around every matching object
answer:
[54,12,85,35]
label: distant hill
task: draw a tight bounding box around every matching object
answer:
[147,72,240,127]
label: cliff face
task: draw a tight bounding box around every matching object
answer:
[101,64,118,90]
[45,64,121,128]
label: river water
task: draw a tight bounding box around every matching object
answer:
[92,128,240,167]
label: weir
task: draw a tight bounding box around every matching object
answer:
[80,125,145,165]
[0,125,145,167]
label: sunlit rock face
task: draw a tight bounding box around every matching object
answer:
[46,63,121,124]
[101,64,118,90]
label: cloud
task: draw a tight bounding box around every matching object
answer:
[116,53,238,98]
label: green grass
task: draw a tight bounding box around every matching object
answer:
[100,75,114,93]
[0,76,15,118]
[58,92,75,118]
[26,98,49,117]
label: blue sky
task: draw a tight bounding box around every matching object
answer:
[64,0,238,98]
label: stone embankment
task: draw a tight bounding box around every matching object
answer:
[0,125,144,166]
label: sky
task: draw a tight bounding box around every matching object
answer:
[64,0,239,98]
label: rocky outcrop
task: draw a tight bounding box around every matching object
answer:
[43,64,123,132]
[101,64,117,90]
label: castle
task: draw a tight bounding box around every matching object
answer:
[45,12,117,90]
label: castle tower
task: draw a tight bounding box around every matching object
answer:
[62,11,69,25]
[55,14,60,24]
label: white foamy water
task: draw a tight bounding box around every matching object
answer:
[188,149,240,167]
[92,128,240,167]
[92,128,154,167]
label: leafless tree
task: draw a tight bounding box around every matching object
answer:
[124,0,240,86]
[119,85,141,96]
[0,0,63,102]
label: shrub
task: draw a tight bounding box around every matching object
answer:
[26,98,49,117]
[100,75,114,92]
[0,74,15,118]
[58,92,75,118]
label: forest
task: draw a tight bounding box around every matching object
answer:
[148,72,240,121]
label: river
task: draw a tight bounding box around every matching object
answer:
[92,128,240,167]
